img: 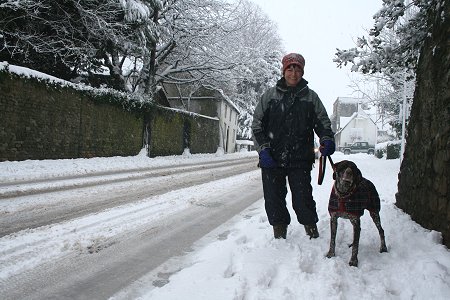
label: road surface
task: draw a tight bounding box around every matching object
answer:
[0,156,263,299]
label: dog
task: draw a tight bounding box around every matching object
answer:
[326,160,387,267]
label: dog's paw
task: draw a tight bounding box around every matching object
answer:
[325,250,335,258]
[380,245,388,253]
[349,258,358,267]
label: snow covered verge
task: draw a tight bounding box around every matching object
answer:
[0,147,253,183]
[116,153,450,300]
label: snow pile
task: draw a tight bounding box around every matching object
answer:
[134,153,450,300]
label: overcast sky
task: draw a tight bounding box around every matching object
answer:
[249,0,383,113]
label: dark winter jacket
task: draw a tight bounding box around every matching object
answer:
[328,178,381,217]
[251,78,334,168]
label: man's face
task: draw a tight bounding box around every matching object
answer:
[284,64,302,87]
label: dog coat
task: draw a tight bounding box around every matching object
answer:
[328,178,381,217]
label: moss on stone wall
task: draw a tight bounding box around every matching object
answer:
[0,73,84,160]
[0,71,220,161]
[190,116,219,154]
[78,99,143,158]
[146,108,218,157]
[147,107,185,157]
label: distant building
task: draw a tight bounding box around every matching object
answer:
[330,97,369,133]
[163,83,240,153]
[235,139,254,152]
[331,97,377,149]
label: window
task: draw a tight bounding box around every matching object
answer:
[350,128,363,142]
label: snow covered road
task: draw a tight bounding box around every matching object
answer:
[0,152,262,299]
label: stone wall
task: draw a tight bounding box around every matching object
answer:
[145,107,218,157]
[395,1,450,248]
[0,72,219,161]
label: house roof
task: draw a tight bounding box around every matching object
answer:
[339,115,354,129]
[236,140,254,145]
[162,83,240,114]
[214,88,240,113]
[335,97,369,104]
[336,109,377,135]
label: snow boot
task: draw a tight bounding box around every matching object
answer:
[304,224,319,239]
[273,224,287,239]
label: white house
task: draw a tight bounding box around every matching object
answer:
[335,107,378,149]
[217,93,240,153]
[235,139,254,152]
[163,83,240,153]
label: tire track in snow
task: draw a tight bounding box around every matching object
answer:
[0,158,258,237]
[0,157,256,199]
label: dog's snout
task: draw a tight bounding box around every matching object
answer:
[342,174,352,182]
[341,168,353,181]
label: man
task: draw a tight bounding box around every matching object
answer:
[251,53,335,239]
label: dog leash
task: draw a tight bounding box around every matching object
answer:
[318,155,335,185]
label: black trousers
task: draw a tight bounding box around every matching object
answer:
[261,167,318,226]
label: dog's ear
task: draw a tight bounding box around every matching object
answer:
[333,161,344,180]
[347,161,362,184]
[355,167,362,184]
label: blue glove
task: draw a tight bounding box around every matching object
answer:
[259,148,277,168]
[320,140,335,156]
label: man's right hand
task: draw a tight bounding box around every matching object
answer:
[259,148,277,168]
[320,140,335,156]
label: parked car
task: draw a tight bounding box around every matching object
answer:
[340,141,375,155]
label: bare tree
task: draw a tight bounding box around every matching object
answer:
[347,72,415,138]
[134,0,283,138]
[0,0,161,90]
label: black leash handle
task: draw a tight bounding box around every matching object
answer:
[318,155,335,185]
[328,155,335,169]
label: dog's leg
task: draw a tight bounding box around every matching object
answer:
[349,217,361,267]
[326,213,338,258]
[370,211,388,253]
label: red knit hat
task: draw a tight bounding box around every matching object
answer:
[282,53,305,74]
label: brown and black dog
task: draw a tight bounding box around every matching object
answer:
[326,160,387,267]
